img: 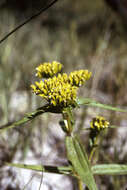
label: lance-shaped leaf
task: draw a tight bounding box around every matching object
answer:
[92,164,127,175]
[77,98,127,113]
[65,136,98,190]
[6,163,72,175]
[0,104,62,133]
[6,163,127,176]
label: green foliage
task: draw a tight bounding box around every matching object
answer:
[92,164,127,175]
[1,97,127,189]
[66,136,98,190]
[6,163,127,176]
[77,98,127,113]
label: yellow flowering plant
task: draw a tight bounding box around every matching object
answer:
[1,61,127,190]
[31,61,91,111]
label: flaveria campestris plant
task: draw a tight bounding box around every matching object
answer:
[2,61,127,190]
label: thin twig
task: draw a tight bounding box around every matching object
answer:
[0,0,58,44]
[39,170,43,190]
[22,174,35,190]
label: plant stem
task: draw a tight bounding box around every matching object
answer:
[62,107,74,135]
[78,179,84,190]
[89,136,99,163]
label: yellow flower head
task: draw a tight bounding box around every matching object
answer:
[90,116,109,131]
[31,74,78,107]
[31,61,92,109]
[68,70,92,87]
[36,61,63,78]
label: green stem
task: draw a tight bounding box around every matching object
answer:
[89,136,99,163]
[61,107,74,135]
[78,179,84,190]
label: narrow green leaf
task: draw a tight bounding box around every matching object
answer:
[73,136,91,171]
[6,163,72,175]
[0,104,62,133]
[65,136,98,190]
[77,98,127,113]
[92,164,127,175]
[7,163,127,176]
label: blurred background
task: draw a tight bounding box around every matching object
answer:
[0,0,127,189]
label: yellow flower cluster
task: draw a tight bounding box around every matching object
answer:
[31,74,77,107]
[90,116,109,131]
[31,62,92,108]
[68,70,92,87]
[36,61,62,78]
